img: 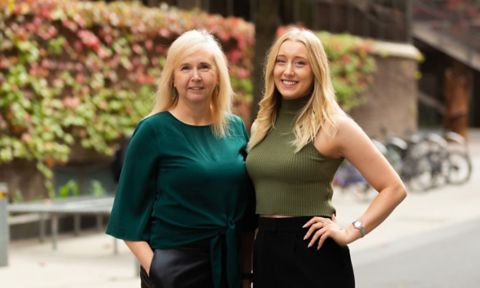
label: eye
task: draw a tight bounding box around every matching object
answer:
[199,63,211,71]
[179,65,191,71]
[275,58,286,65]
[295,60,306,67]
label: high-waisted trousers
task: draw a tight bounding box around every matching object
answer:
[140,247,213,288]
[254,217,355,288]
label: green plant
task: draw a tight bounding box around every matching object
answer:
[0,1,376,199]
[318,31,376,111]
[90,179,106,197]
[0,0,254,197]
[57,179,80,198]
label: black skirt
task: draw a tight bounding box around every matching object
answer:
[140,247,213,288]
[254,217,355,288]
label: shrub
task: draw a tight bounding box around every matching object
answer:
[318,31,376,111]
[0,1,375,198]
[0,0,254,195]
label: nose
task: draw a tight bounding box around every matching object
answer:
[191,68,201,80]
[284,62,294,76]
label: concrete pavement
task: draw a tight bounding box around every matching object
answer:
[0,232,138,288]
[336,129,480,254]
[1,129,479,287]
[353,216,480,287]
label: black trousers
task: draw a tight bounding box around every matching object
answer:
[140,247,213,288]
[254,217,355,288]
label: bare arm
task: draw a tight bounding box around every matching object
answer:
[305,116,407,248]
[125,240,154,274]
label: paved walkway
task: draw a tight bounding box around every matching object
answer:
[338,129,480,253]
[1,129,479,287]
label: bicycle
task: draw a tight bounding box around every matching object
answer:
[384,132,433,192]
[443,131,472,185]
[383,130,472,191]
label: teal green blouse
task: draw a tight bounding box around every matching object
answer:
[106,111,255,288]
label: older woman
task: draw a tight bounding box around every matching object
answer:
[246,28,407,287]
[107,30,255,288]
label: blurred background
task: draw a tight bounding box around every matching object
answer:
[0,0,479,287]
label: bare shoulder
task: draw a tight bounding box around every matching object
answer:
[331,114,371,157]
[334,114,363,138]
[314,114,355,158]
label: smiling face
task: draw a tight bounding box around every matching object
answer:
[173,48,218,105]
[273,40,314,100]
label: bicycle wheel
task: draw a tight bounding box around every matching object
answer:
[447,151,472,184]
[385,146,403,173]
[385,139,406,173]
[404,154,433,192]
[428,150,449,189]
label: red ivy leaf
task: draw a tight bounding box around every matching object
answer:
[78,30,100,51]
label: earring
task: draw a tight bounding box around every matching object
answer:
[171,87,178,98]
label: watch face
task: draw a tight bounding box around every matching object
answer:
[353,220,365,237]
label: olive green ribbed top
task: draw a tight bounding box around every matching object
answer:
[246,97,343,217]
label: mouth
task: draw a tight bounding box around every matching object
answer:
[188,87,204,90]
[281,80,298,87]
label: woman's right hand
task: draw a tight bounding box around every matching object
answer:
[124,240,155,275]
[145,252,155,276]
[303,214,351,249]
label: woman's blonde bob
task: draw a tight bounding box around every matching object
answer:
[148,29,234,137]
[248,28,344,152]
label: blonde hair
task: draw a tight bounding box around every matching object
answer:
[149,30,233,137]
[248,28,345,152]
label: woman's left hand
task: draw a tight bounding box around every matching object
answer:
[303,215,347,249]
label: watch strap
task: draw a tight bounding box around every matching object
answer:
[352,220,366,237]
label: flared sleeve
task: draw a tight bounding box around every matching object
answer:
[106,120,159,241]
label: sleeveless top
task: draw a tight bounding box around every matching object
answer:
[246,97,343,216]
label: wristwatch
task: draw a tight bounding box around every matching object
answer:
[352,220,366,237]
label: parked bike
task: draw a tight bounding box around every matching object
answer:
[384,132,432,192]
[382,130,472,192]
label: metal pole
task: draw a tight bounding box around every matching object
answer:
[0,182,9,267]
[405,0,413,43]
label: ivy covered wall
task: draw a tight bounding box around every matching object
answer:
[0,0,378,200]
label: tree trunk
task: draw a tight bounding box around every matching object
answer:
[250,0,280,127]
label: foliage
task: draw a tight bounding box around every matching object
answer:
[0,1,376,196]
[317,31,376,111]
[56,179,105,198]
[0,0,254,194]
[57,179,80,198]
[90,179,107,197]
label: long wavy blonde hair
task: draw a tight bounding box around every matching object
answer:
[148,30,233,137]
[248,28,345,152]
